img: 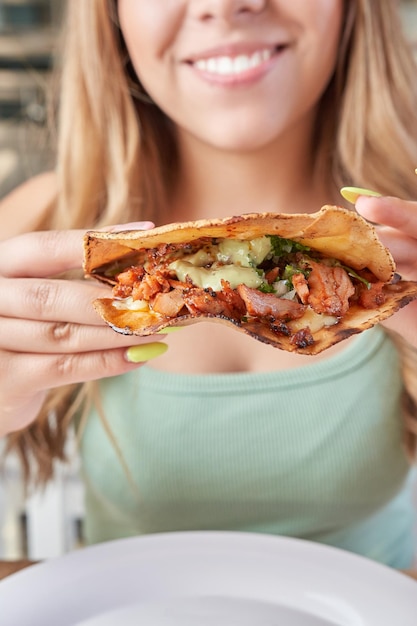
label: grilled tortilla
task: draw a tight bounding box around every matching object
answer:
[83,206,417,355]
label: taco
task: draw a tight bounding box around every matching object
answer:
[83,206,417,355]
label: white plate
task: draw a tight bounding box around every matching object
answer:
[0,531,415,626]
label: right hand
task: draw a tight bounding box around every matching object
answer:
[0,226,166,436]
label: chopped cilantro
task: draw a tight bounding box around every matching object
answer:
[282,264,310,284]
[258,282,276,293]
[339,264,371,289]
[269,236,310,256]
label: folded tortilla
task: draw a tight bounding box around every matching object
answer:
[83,206,417,355]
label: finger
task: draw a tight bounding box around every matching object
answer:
[370,226,417,267]
[1,345,160,395]
[1,389,47,436]
[356,196,417,234]
[0,230,86,278]
[0,277,111,324]
[104,221,155,232]
[0,316,164,354]
[0,222,155,279]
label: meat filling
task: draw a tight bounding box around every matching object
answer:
[306,261,355,317]
[110,236,382,343]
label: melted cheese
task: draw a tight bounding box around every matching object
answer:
[217,237,271,267]
[112,297,149,312]
[168,236,272,291]
[287,307,338,333]
[169,260,263,291]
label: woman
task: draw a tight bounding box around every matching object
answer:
[1,0,417,574]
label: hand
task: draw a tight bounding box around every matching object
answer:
[0,225,167,437]
[356,195,417,280]
[355,195,417,346]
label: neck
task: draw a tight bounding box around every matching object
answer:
[170,115,336,223]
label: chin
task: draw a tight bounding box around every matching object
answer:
[186,107,293,153]
[215,137,281,154]
[197,126,284,153]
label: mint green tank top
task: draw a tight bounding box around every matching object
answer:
[80,327,416,568]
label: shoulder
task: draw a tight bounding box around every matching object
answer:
[0,171,57,240]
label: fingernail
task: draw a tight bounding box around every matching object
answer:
[107,222,155,232]
[157,326,182,334]
[340,187,382,204]
[125,342,168,363]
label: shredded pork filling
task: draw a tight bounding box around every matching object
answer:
[109,236,386,346]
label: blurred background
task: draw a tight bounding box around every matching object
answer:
[0,0,417,563]
[0,0,64,200]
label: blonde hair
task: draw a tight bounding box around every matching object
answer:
[6,0,417,483]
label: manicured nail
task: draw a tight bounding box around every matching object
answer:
[125,342,168,363]
[107,222,155,232]
[157,326,182,334]
[340,187,382,204]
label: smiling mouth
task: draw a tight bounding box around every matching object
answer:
[187,45,287,78]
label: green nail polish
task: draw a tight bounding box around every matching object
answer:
[157,326,182,334]
[340,187,382,204]
[126,342,168,363]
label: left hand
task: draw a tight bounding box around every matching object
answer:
[356,195,417,347]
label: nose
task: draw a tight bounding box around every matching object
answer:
[192,0,267,21]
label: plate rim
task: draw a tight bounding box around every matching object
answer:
[0,531,415,625]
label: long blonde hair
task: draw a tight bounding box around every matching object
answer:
[7,0,417,482]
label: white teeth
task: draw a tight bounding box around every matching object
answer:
[217,57,234,74]
[234,55,249,73]
[206,58,217,73]
[194,49,273,76]
[250,52,263,68]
